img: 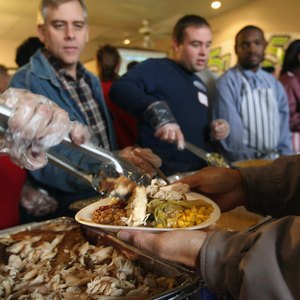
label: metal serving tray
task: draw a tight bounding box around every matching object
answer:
[0,217,200,299]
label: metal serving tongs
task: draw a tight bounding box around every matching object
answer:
[0,104,151,194]
[185,141,231,168]
[47,147,151,194]
[47,150,107,195]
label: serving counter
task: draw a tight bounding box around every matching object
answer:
[214,206,264,231]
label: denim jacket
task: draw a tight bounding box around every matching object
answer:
[9,50,117,201]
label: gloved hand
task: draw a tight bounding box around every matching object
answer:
[0,88,91,170]
[70,121,91,145]
[143,101,185,150]
[154,123,185,150]
[210,119,230,140]
[118,146,162,178]
[20,183,58,217]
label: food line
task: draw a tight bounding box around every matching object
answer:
[0,101,269,297]
[0,158,268,298]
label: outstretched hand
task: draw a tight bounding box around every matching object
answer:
[119,146,162,178]
[117,230,207,268]
[179,167,246,212]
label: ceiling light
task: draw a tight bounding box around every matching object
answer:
[211,1,221,9]
[123,39,131,45]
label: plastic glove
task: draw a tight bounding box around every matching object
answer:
[70,121,91,145]
[0,88,91,170]
[118,146,162,178]
[154,123,185,150]
[20,183,58,217]
[143,101,184,149]
[210,119,230,140]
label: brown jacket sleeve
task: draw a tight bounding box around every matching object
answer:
[200,216,300,299]
[239,155,300,217]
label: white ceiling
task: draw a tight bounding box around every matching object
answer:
[0,0,252,68]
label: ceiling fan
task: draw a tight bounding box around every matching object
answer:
[138,19,153,48]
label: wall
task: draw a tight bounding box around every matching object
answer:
[2,0,299,73]
[211,0,299,44]
[207,0,300,75]
[85,47,167,76]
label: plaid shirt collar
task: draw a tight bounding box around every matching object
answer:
[41,49,111,150]
[42,49,85,81]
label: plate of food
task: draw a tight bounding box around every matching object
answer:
[75,177,221,233]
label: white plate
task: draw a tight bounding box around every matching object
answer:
[75,192,221,233]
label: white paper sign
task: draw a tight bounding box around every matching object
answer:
[198,92,208,107]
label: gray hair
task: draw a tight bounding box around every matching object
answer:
[37,0,88,24]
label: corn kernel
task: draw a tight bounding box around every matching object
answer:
[177,220,185,227]
[160,203,214,228]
